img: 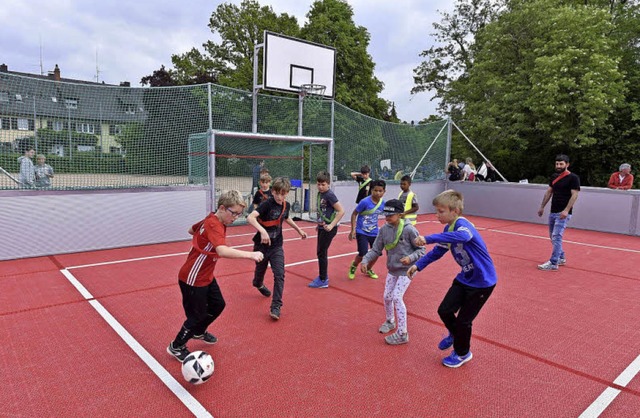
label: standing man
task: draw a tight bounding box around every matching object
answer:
[537,154,580,271]
[17,147,35,188]
[607,163,633,190]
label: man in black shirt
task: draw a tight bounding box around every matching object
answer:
[537,154,580,271]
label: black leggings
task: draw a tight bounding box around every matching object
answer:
[173,279,226,346]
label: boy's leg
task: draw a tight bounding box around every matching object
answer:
[171,280,208,347]
[192,279,226,336]
[252,243,270,288]
[365,235,379,278]
[317,226,338,280]
[451,284,495,356]
[269,246,286,310]
[437,280,466,338]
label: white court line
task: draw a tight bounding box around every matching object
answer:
[60,269,213,418]
[579,354,640,417]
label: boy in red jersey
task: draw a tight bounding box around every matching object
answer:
[167,190,264,361]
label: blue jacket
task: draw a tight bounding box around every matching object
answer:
[415,217,497,288]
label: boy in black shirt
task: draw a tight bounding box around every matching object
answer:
[248,177,307,319]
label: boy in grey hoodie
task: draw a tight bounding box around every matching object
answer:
[360,199,425,345]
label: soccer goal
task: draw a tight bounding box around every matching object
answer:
[188,130,333,222]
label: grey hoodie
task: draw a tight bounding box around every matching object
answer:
[362,221,426,277]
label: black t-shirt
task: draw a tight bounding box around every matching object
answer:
[252,189,272,206]
[355,176,372,203]
[550,172,580,214]
[253,197,290,247]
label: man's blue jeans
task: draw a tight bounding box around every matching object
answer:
[548,212,571,265]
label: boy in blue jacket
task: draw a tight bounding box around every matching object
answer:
[408,189,497,368]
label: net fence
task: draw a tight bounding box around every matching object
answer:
[0,71,447,192]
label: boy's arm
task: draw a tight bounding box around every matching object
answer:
[361,232,384,270]
[326,201,345,230]
[285,217,307,238]
[216,245,263,262]
[406,229,427,263]
[415,245,449,271]
[348,209,358,240]
[424,226,473,246]
[247,210,270,245]
[350,172,362,180]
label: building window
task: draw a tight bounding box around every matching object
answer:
[124,104,136,115]
[17,118,29,130]
[110,146,124,154]
[77,145,95,152]
[0,92,8,102]
[65,98,78,109]
[109,124,123,135]
[52,121,64,131]
[76,123,95,134]
[51,97,57,103]
[15,94,23,102]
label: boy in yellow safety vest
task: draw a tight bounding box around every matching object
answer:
[398,175,419,225]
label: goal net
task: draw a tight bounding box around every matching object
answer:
[188,131,332,222]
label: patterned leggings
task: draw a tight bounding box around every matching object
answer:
[383,274,412,334]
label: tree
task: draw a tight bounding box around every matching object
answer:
[302,0,388,118]
[140,65,177,87]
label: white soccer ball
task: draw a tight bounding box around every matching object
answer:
[181,351,215,385]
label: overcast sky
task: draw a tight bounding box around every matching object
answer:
[1,0,450,122]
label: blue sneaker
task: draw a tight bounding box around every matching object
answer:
[308,277,329,288]
[438,333,453,350]
[442,350,473,368]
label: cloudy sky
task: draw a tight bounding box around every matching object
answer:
[1,0,451,122]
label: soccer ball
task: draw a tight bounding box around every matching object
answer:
[181,351,215,385]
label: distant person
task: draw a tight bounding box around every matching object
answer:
[476,161,498,182]
[34,155,54,188]
[167,190,264,362]
[394,169,404,181]
[350,165,372,203]
[537,154,580,271]
[398,175,419,225]
[462,158,477,182]
[408,189,497,368]
[308,170,345,289]
[252,173,272,210]
[247,177,308,320]
[17,147,35,187]
[361,199,425,345]
[446,159,461,181]
[251,160,265,193]
[607,163,633,190]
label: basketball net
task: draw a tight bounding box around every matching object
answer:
[300,83,327,114]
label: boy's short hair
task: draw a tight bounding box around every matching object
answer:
[400,174,412,183]
[432,189,464,212]
[360,165,370,174]
[271,177,291,193]
[218,190,246,209]
[555,154,570,163]
[259,173,272,183]
[316,170,331,183]
[371,179,386,190]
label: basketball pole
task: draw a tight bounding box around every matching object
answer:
[252,41,263,134]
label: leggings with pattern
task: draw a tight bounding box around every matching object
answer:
[383,273,412,334]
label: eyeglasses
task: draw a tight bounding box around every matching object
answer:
[226,208,243,218]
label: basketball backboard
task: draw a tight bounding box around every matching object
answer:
[263,31,336,98]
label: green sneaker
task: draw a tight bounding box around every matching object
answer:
[348,262,357,280]
[367,269,378,279]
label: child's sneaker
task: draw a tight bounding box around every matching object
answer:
[269,306,281,320]
[348,262,357,280]
[192,331,218,344]
[379,319,396,333]
[255,285,271,297]
[167,342,190,362]
[384,331,409,345]
[366,269,379,279]
[442,350,473,368]
[558,258,566,266]
[438,333,453,350]
[308,277,329,288]
[537,261,558,271]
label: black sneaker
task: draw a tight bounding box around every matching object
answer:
[192,331,218,344]
[167,342,190,362]
[256,285,272,297]
[269,306,281,320]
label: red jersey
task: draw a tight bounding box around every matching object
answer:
[178,213,227,286]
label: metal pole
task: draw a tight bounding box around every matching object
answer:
[298,94,303,137]
[32,96,38,154]
[445,115,452,175]
[451,120,509,182]
[329,100,335,182]
[207,83,215,213]
[252,43,262,134]
[68,107,72,159]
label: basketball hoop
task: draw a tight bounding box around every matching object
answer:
[300,83,327,113]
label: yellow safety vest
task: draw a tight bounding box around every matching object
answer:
[399,191,417,225]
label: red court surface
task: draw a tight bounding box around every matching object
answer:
[1,214,639,417]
